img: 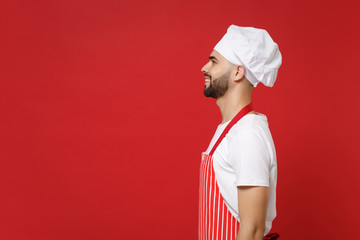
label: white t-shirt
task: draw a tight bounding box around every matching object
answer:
[203,112,277,235]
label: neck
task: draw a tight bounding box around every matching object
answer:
[216,87,253,124]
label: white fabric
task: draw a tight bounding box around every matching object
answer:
[203,112,277,235]
[214,25,282,87]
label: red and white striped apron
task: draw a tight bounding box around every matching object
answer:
[198,102,279,240]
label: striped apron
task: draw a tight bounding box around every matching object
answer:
[198,102,279,240]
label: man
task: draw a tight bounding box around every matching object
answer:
[199,25,282,240]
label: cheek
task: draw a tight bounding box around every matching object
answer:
[211,65,224,76]
[210,70,221,80]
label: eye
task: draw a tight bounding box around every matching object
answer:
[211,60,216,64]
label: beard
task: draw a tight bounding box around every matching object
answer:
[203,70,231,99]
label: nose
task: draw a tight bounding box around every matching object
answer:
[201,61,210,74]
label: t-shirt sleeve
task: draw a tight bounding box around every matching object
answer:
[229,130,271,187]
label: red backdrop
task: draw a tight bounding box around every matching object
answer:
[1,0,360,239]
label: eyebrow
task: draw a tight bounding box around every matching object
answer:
[209,56,218,61]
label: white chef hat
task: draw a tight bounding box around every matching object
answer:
[214,25,282,87]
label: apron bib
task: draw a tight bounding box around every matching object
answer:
[198,102,279,240]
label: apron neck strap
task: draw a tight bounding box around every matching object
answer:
[209,102,253,156]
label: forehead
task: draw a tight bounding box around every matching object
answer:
[210,49,222,59]
[210,49,233,66]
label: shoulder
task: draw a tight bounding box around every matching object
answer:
[227,112,270,143]
[225,113,273,165]
[224,112,276,162]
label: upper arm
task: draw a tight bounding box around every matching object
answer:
[230,130,271,234]
[229,130,271,187]
[237,186,268,233]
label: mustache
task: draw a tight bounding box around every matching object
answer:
[204,74,211,78]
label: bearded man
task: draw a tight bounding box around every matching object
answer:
[199,25,282,240]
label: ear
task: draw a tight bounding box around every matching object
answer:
[234,65,246,82]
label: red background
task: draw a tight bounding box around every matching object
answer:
[1,0,360,239]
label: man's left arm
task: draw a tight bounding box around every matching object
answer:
[229,130,272,240]
[236,185,268,240]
